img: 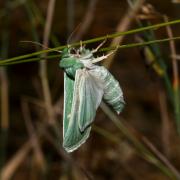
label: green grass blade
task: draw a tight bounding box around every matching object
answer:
[1,36,180,66]
[0,19,180,65]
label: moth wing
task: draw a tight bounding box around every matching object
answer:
[63,73,74,138]
[78,68,104,132]
[63,69,104,152]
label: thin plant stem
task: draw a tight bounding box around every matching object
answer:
[43,130,94,180]
[21,99,46,172]
[103,0,144,68]
[0,142,32,180]
[100,102,180,179]
[1,36,180,66]
[142,136,180,179]
[127,3,175,106]
[72,0,98,42]
[28,0,60,47]
[159,89,171,157]
[1,19,180,64]
[24,1,51,177]
[164,16,180,134]
[0,123,47,180]
[100,36,180,52]
[132,19,174,102]
[92,125,120,143]
[40,0,56,124]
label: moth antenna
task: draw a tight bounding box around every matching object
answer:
[67,22,82,44]
[91,38,107,53]
[21,40,62,53]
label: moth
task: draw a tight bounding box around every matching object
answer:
[59,44,125,153]
[22,40,125,152]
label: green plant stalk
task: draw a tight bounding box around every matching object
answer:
[140,21,174,102]
[126,2,179,173]
[100,102,179,179]
[78,18,180,45]
[0,55,59,66]
[1,36,180,66]
[1,37,180,66]
[163,73,174,102]
[0,19,180,64]
[136,20,180,134]
[100,36,180,52]
[92,125,120,143]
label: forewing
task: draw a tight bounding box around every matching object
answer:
[63,73,74,137]
[63,70,91,152]
[78,69,104,132]
[63,69,104,152]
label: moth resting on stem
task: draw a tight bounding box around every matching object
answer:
[21,40,125,152]
[59,41,125,152]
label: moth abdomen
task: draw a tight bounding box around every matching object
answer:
[99,67,125,114]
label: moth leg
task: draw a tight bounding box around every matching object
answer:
[91,38,107,53]
[93,45,119,63]
[80,40,86,50]
[80,40,83,52]
[91,50,115,63]
[79,40,86,53]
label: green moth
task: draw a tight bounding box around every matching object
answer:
[59,45,125,153]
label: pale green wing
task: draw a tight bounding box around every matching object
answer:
[63,69,91,152]
[63,73,74,138]
[63,69,104,152]
[78,69,104,132]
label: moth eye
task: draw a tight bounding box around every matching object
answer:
[70,48,76,54]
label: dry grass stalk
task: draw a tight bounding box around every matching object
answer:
[103,0,144,68]
[164,15,179,94]
[159,90,171,157]
[0,142,31,180]
[72,0,98,42]
[21,99,46,172]
[142,136,180,179]
[40,0,56,124]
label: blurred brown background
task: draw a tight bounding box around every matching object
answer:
[0,0,180,179]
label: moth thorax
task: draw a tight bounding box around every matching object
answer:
[81,60,94,69]
[65,67,76,79]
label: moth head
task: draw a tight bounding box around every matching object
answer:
[60,47,77,68]
[60,47,85,79]
[61,48,71,58]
